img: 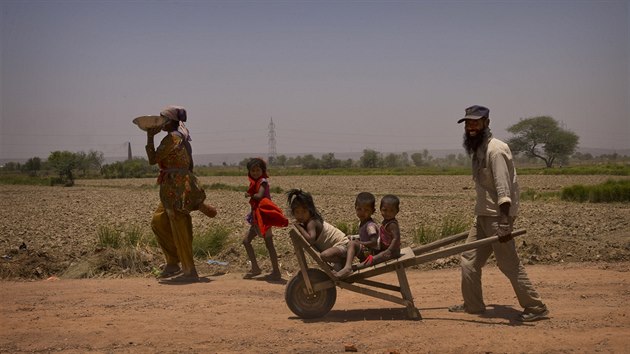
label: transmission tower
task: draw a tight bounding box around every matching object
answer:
[268,117,277,163]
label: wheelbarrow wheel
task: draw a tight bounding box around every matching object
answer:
[285,268,336,319]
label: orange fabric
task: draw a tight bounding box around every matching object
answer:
[253,198,289,237]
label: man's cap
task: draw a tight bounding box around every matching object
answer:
[457,105,489,123]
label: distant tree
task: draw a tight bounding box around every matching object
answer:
[401,152,410,167]
[301,154,320,169]
[410,152,424,167]
[287,155,302,166]
[22,157,42,176]
[507,116,579,168]
[572,152,593,161]
[360,149,382,168]
[2,162,21,171]
[75,150,105,176]
[383,153,404,168]
[238,158,250,168]
[101,158,157,178]
[274,154,287,167]
[341,158,354,168]
[47,151,79,186]
[320,153,340,169]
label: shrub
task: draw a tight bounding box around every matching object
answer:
[0,175,52,186]
[97,225,153,249]
[414,215,470,245]
[561,179,630,203]
[335,221,358,235]
[192,226,231,258]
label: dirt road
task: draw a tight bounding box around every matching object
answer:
[1,262,628,353]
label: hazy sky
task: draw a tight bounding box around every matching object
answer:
[1,0,629,160]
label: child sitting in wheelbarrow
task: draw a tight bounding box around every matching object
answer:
[287,189,349,271]
[334,194,402,278]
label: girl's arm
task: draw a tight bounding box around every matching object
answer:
[250,181,268,201]
[294,220,321,245]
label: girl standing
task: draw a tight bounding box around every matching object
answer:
[242,158,288,280]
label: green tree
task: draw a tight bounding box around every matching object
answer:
[47,151,79,186]
[22,157,42,176]
[360,149,382,168]
[383,153,403,168]
[301,154,320,169]
[101,158,157,178]
[507,116,579,168]
[320,153,340,169]
[274,154,287,167]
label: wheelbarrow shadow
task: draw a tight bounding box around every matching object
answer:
[294,307,411,323]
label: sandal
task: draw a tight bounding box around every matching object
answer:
[156,266,182,279]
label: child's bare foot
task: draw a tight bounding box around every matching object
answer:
[199,203,217,218]
[243,269,262,279]
[333,267,353,278]
[265,271,282,281]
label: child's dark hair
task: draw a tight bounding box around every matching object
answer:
[287,189,322,221]
[247,157,267,173]
[355,192,376,211]
[380,194,400,211]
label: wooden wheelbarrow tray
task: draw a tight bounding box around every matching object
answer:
[284,225,526,320]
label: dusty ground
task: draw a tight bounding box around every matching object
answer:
[0,175,629,352]
[1,262,629,353]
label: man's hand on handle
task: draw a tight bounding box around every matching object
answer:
[497,223,513,243]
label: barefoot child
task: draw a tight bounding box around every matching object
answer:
[333,192,379,278]
[242,158,288,280]
[287,189,348,269]
[364,194,402,267]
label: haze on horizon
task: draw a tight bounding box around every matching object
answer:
[1,1,629,161]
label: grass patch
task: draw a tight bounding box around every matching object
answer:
[192,226,232,258]
[520,188,559,202]
[96,225,155,249]
[0,175,54,186]
[561,179,630,203]
[335,221,359,235]
[414,215,470,245]
[520,164,630,176]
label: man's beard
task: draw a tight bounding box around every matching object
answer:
[463,128,489,156]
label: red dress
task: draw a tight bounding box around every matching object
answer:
[247,174,288,237]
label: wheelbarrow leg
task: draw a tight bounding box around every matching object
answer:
[395,265,421,320]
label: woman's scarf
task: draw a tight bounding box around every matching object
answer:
[160,105,191,142]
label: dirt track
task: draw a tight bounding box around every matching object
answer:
[1,262,628,353]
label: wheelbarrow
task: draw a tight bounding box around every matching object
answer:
[284,224,526,320]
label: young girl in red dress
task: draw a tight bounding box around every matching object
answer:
[242,158,288,280]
